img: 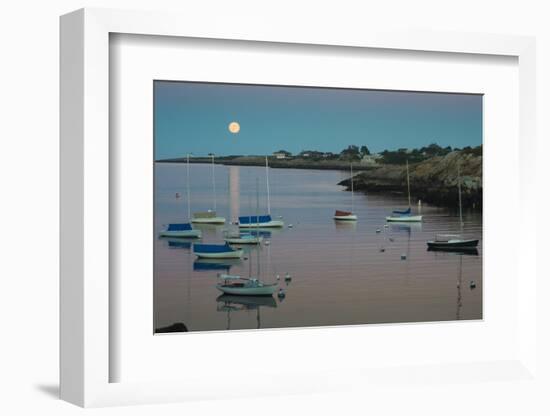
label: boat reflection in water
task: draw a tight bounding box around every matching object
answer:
[389,222,422,234]
[427,248,479,320]
[193,258,242,272]
[216,294,277,330]
[333,219,357,232]
[427,246,479,256]
[161,237,193,250]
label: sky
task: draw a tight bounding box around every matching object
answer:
[154,81,482,160]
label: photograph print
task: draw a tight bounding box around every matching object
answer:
[154,81,482,333]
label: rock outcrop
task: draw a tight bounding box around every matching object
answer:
[339,151,482,209]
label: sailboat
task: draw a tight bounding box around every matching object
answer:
[334,163,358,221]
[386,160,422,222]
[224,225,264,244]
[159,153,202,238]
[427,163,479,250]
[191,154,226,224]
[216,274,278,296]
[217,178,278,296]
[159,223,202,238]
[238,156,284,228]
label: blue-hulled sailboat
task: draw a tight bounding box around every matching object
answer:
[386,160,422,222]
[159,223,201,239]
[159,153,202,238]
[238,214,283,228]
[238,156,284,228]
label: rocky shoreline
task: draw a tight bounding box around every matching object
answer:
[339,151,482,209]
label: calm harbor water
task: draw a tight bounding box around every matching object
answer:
[154,162,482,332]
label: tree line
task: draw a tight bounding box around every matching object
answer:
[276,143,481,164]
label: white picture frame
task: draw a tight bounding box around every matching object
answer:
[60,8,537,407]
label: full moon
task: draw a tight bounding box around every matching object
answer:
[228,121,240,134]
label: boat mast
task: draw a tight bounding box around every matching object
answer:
[256,177,261,277]
[406,159,411,208]
[350,162,354,212]
[211,153,217,212]
[458,163,463,230]
[248,174,252,278]
[456,254,463,320]
[248,170,252,226]
[265,156,271,215]
[186,153,191,221]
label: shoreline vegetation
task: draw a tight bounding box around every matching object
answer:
[339,151,482,210]
[157,144,482,209]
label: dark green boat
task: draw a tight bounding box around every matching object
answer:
[427,235,479,249]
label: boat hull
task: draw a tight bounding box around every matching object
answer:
[191,216,226,224]
[159,230,202,238]
[224,236,263,244]
[427,239,479,249]
[386,215,423,222]
[333,214,357,221]
[194,249,244,259]
[216,283,278,296]
[238,220,284,228]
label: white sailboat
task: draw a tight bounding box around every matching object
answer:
[386,160,422,222]
[191,154,226,224]
[224,226,264,244]
[238,156,284,228]
[427,163,478,250]
[159,153,202,238]
[216,275,278,296]
[334,163,358,221]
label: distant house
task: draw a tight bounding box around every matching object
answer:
[273,150,292,159]
[298,150,324,159]
[361,153,382,166]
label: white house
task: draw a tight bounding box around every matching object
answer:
[273,151,291,159]
[361,153,382,166]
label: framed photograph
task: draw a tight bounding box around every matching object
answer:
[152,80,483,334]
[60,8,538,407]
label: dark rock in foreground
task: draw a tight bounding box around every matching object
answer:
[339,151,482,209]
[156,322,188,333]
